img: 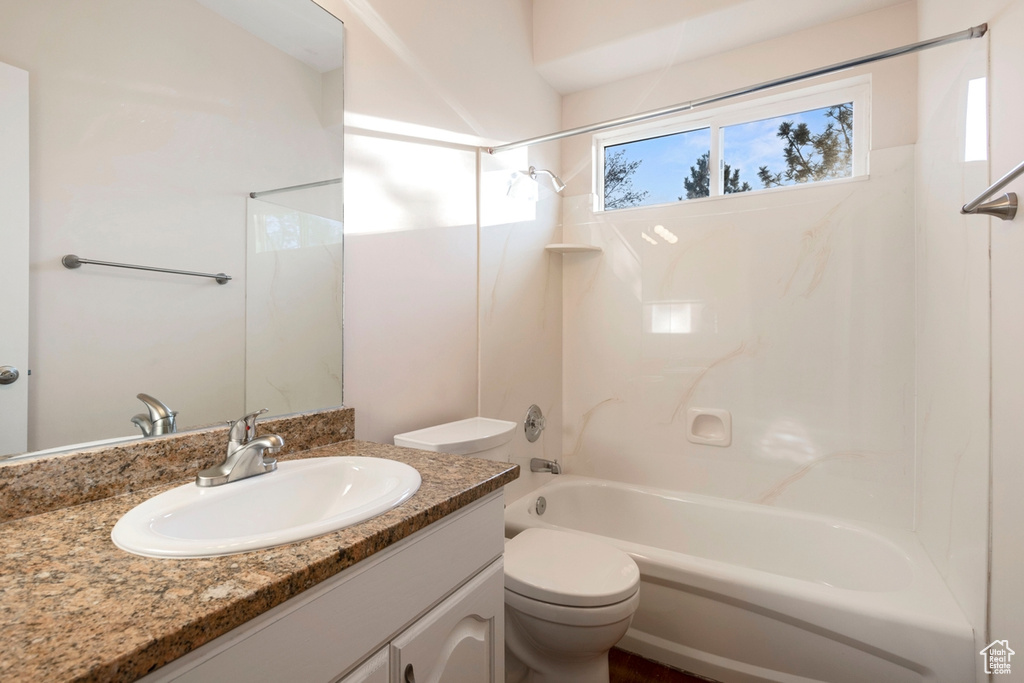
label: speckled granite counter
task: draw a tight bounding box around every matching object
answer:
[0,439,518,682]
[0,408,357,524]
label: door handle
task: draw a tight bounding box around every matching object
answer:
[0,366,19,385]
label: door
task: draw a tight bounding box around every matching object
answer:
[338,648,389,683]
[390,559,504,683]
[0,61,29,456]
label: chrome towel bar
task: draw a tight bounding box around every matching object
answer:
[961,159,1024,221]
[62,254,231,284]
[249,177,341,199]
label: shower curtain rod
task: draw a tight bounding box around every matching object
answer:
[486,23,988,155]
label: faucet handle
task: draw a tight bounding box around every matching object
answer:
[229,408,268,444]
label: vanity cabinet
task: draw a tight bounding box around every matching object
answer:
[338,648,388,683]
[388,559,503,683]
[142,492,505,683]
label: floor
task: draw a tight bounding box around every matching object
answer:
[609,648,717,683]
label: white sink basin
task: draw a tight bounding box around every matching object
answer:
[112,456,421,558]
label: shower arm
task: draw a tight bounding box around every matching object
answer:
[529,166,566,193]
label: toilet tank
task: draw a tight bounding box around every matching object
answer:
[394,417,516,461]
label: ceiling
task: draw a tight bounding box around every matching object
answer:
[532,0,913,93]
[199,0,345,72]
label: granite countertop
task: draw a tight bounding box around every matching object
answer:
[0,440,518,682]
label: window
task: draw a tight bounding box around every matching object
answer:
[595,79,869,211]
[722,103,853,189]
[964,77,987,162]
[604,127,710,209]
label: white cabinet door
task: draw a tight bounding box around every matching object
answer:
[336,648,389,683]
[390,559,504,683]
[0,61,29,457]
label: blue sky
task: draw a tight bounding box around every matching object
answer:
[606,104,846,208]
[607,128,710,206]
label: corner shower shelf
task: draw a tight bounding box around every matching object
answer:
[544,243,602,254]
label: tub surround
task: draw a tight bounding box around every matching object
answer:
[0,409,518,682]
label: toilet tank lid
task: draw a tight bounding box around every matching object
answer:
[394,417,516,455]
[504,528,640,607]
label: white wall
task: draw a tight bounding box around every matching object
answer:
[0,0,343,450]
[913,25,990,665]
[558,3,922,528]
[989,0,1024,667]
[918,0,1024,673]
[0,62,29,456]
[480,146,564,501]
[317,0,563,472]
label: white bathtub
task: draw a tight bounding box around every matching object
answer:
[504,476,975,683]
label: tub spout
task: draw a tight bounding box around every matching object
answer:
[530,458,561,474]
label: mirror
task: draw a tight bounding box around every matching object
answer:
[0,0,345,459]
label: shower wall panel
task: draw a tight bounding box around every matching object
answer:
[559,4,920,528]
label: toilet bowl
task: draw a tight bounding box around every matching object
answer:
[395,418,641,683]
[504,528,640,682]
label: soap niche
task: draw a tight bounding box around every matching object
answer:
[686,408,732,447]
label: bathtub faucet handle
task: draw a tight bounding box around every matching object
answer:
[530,458,561,474]
[525,404,546,443]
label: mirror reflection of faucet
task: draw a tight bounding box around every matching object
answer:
[131,393,178,437]
[196,409,284,487]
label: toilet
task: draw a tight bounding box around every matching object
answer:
[503,528,641,682]
[394,416,517,461]
[395,417,641,683]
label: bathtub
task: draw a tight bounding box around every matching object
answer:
[504,476,975,683]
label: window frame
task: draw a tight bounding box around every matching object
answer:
[593,76,871,212]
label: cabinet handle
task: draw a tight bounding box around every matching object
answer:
[404,663,416,683]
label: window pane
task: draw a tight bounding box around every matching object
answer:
[604,128,710,210]
[722,102,853,192]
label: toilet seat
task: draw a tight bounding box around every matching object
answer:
[504,528,640,608]
[505,585,640,627]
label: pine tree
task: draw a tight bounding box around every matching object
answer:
[680,152,751,200]
[758,103,853,188]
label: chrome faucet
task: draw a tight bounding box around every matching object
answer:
[530,458,561,474]
[196,409,284,487]
[131,393,177,437]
